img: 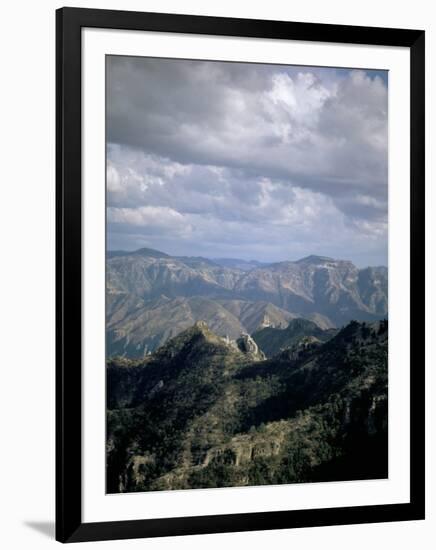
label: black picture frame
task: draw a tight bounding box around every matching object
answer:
[56,7,425,543]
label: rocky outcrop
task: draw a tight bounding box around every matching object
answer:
[236,333,266,361]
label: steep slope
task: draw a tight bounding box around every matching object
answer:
[108,250,387,324]
[217,299,296,333]
[107,295,300,358]
[304,312,336,330]
[106,248,388,355]
[106,296,245,358]
[252,318,338,358]
[234,255,387,325]
[107,321,262,492]
[107,251,241,299]
[107,320,388,492]
[357,266,388,314]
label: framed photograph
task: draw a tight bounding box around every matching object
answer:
[56,7,425,543]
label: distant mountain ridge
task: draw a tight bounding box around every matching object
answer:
[106,247,388,358]
[107,247,170,259]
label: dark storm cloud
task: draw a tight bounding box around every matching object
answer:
[106,56,388,266]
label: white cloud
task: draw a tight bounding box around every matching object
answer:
[106,163,122,193]
[265,72,331,138]
[108,205,193,237]
[106,58,388,266]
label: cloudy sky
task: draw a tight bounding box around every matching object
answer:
[106,56,388,267]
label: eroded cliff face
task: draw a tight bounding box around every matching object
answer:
[235,333,266,361]
[107,320,388,493]
[106,249,388,358]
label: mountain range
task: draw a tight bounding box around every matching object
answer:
[107,319,388,492]
[106,247,388,358]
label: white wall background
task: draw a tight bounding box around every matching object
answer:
[0,0,433,548]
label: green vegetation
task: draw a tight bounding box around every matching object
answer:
[107,319,388,493]
[252,318,338,358]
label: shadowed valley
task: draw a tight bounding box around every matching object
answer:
[107,318,388,492]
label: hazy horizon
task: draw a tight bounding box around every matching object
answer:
[106,245,388,269]
[107,57,388,267]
